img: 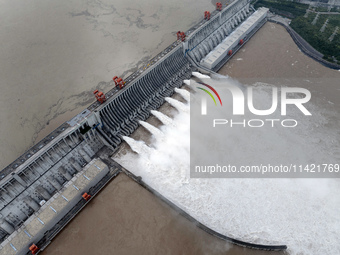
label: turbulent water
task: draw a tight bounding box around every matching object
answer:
[115,73,340,255]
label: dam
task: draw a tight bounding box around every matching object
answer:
[0,1,273,254]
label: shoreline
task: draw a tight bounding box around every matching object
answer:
[268,18,340,70]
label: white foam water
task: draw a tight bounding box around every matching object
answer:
[116,78,340,255]
[192,71,211,79]
[122,136,153,155]
[151,110,173,125]
[165,97,189,112]
[139,121,164,138]
[174,87,190,102]
[183,79,191,86]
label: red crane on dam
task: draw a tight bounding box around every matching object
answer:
[113,76,126,89]
[29,244,39,254]
[82,192,91,201]
[177,31,186,42]
[93,90,106,104]
[204,11,211,20]
[216,2,222,11]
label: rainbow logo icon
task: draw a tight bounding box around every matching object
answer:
[197,82,222,106]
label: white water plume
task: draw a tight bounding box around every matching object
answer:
[175,87,190,102]
[138,121,164,138]
[183,79,191,86]
[192,71,210,79]
[165,97,189,112]
[151,110,173,125]
[122,136,153,155]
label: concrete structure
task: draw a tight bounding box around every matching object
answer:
[184,0,251,64]
[0,0,271,252]
[0,159,109,255]
[200,8,268,70]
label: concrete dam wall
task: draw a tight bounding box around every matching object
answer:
[97,46,192,148]
[184,0,250,64]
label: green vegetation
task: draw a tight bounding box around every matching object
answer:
[254,0,340,63]
[291,15,340,62]
[313,6,329,13]
[254,0,308,18]
[330,7,340,13]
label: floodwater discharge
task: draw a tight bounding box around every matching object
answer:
[116,77,340,255]
[115,23,340,255]
[165,97,189,112]
[150,110,173,125]
[174,88,191,102]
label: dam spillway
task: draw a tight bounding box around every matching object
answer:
[0,1,271,254]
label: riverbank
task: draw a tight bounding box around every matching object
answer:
[268,18,340,70]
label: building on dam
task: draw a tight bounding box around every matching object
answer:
[199,7,268,70]
[0,1,268,254]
